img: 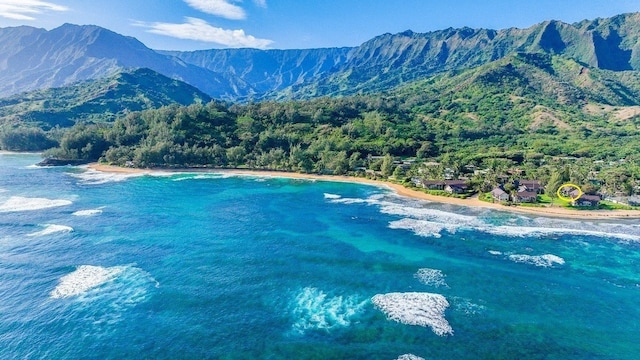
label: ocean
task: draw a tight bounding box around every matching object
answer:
[1,153,639,359]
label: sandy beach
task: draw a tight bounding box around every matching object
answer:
[88,163,640,220]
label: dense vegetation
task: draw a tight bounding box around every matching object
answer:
[35,53,640,198]
[0,68,210,151]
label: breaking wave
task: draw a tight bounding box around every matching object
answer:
[51,265,125,299]
[70,169,144,185]
[27,224,73,237]
[72,209,103,216]
[290,287,368,334]
[389,218,452,238]
[372,292,453,336]
[326,192,640,241]
[483,225,640,242]
[414,268,448,288]
[323,193,342,199]
[0,196,72,212]
[508,254,566,267]
[397,355,425,360]
[50,265,159,328]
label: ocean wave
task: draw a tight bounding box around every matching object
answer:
[70,169,144,185]
[379,202,483,227]
[27,224,73,237]
[488,250,503,255]
[508,254,565,267]
[72,209,103,216]
[397,355,425,360]
[290,287,368,334]
[50,265,125,299]
[51,264,159,329]
[171,173,227,181]
[0,196,72,212]
[372,292,453,336]
[328,193,386,205]
[388,218,453,238]
[481,224,640,241]
[414,268,448,288]
[323,193,342,199]
[453,297,486,315]
[50,265,158,300]
[330,187,640,242]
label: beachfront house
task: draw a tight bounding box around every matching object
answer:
[517,180,543,194]
[420,180,446,190]
[572,194,601,207]
[444,180,469,194]
[490,187,510,202]
[513,191,537,203]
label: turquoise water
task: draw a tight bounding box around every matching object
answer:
[1,153,640,359]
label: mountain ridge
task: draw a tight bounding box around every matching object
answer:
[1,12,640,101]
[0,67,211,129]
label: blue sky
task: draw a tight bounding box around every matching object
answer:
[0,0,640,51]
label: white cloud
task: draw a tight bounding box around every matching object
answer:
[253,0,267,8]
[184,0,245,20]
[0,0,67,20]
[137,17,273,49]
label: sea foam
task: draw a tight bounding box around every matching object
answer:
[0,196,72,212]
[483,225,640,242]
[72,209,103,216]
[389,218,453,238]
[371,292,453,336]
[323,193,342,199]
[508,254,565,267]
[70,169,143,185]
[414,268,448,288]
[291,287,368,334]
[50,265,125,299]
[27,224,73,237]
[397,355,425,360]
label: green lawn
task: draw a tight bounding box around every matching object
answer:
[536,194,570,207]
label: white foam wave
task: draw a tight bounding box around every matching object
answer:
[0,188,7,193]
[0,196,72,212]
[483,225,640,242]
[328,193,386,205]
[414,268,448,288]
[70,169,143,185]
[330,187,640,242]
[72,209,103,216]
[453,298,486,315]
[488,250,503,255]
[51,265,125,299]
[389,218,453,238]
[323,193,341,199]
[379,202,483,227]
[508,254,565,267]
[171,173,226,181]
[397,355,425,360]
[372,292,453,336]
[27,224,73,237]
[291,287,368,334]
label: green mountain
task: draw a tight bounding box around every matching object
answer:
[0,68,211,129]
[273,13,640,99]
[2,13,640,101]
[387,52,640,161]
[46,52,640,168]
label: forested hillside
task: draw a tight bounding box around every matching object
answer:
[0,69,210,151]
[41,52,640,196]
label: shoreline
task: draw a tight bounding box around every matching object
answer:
[87,163,640,220]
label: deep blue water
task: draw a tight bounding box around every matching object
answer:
[1,153,640,359]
